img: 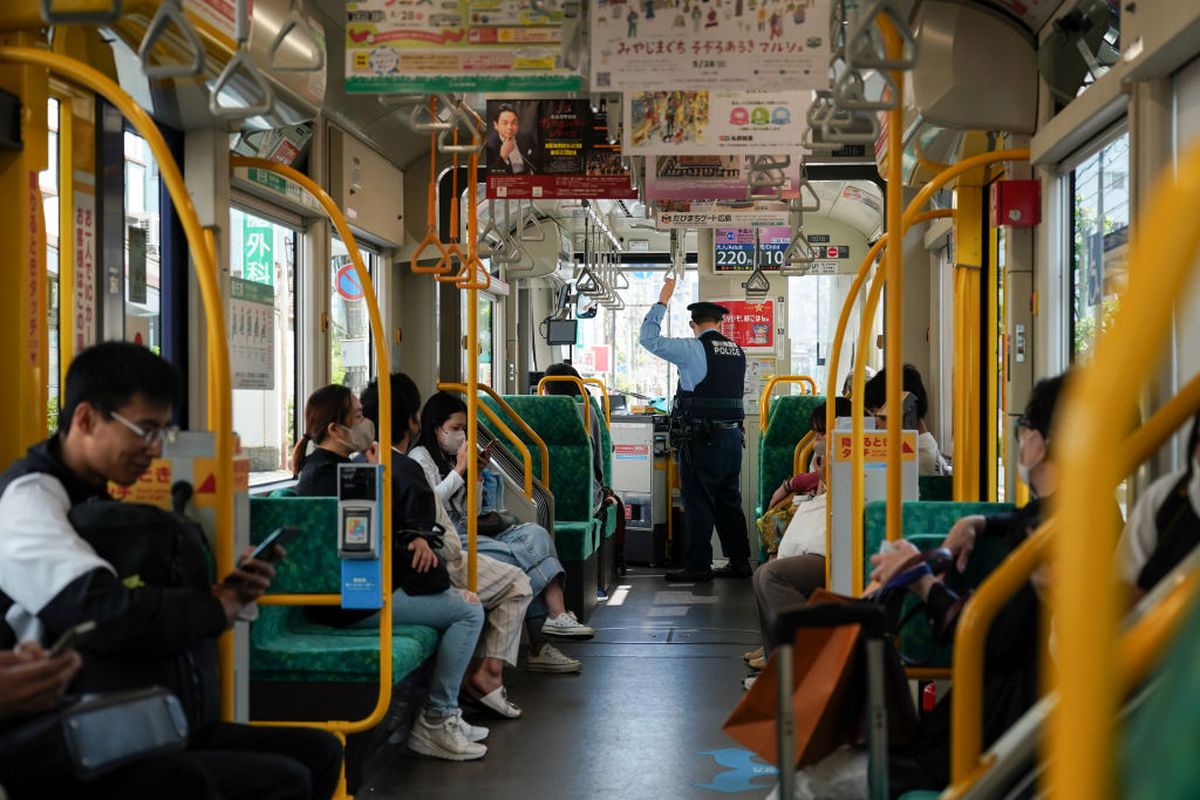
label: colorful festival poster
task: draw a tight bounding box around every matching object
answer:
[645,156,801,201]
[345,0,583,93]
[624,90,810,155]
[590,0,830,91]
[713,299,775,351]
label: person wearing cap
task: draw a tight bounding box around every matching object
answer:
[639,275,751,582]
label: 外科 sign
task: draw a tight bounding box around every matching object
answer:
[485,98,636,200]
[624,90,811,155]
[241,221,274,286]
[344,0,582,94]
[590,0,831,92]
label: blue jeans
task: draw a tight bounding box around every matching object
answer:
[458,522,565,620]
[356,587,483,717]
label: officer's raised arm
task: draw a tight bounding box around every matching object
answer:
[638,275,698,365]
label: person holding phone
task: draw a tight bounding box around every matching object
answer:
[0,640,81,721]
[0,343,341,799]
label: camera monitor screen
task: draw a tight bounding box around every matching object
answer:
[546,319,578,345]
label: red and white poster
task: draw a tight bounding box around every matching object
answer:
[713,298,775,351]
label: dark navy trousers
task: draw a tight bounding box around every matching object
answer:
[677,427,750,571]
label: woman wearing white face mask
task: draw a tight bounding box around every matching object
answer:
[1116,411,1200,603]
[292,385,377,492]
[410,391,595,675]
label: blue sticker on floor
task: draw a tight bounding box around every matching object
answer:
[696,748,779,793]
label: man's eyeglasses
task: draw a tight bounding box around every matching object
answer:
[1015,415,1035,440]
[108,411,179,448]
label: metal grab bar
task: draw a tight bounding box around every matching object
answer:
[536,376,592,435]
[138,0,205,80]
[405,96,453,133]
[757,375,819,431]
[210,0,275,119]
[40,0,121,25]
[269,0,325,72]
[743,264,771,300]
[437,94,484,154]
[519,203,546,241]
[846,1,918,71]
[833,66,899,112]
[438,382,536,499]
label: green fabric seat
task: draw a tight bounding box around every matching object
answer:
[897,792,943,800]
[248,496,437,683]
[863,500,1014,667]
[479,395,599,561]
[1121,590,1200,798]
[758,395,826,514]
[588,396,617,539]
[918,475,953,501]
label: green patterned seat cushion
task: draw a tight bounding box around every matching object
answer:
[554,519,600,562]
[863,500,1015,667]
[758,395,826,513]
[918,475,953,501]
[250,497,341,595]
[479,396,596,557]
[250,606,437,683]
[1122,593,1200,798]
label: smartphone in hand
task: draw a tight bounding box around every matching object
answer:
[48,621,97,658]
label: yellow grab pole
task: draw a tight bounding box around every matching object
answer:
[229,157,395,741]
[792,430,815,476]
[757,375,819,430]
[0,47,237,720]
[1049,141,1200,800]
[465,383,551,482]
[953,187,985,501]
[582,377,612,427]
[880,14,905,548]
[537,375,593,434]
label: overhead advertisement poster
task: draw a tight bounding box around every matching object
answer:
[645,156,800,201]
[711,298,775,351]
[655,201,790,229]
[589,0,830,91]
[623,90,810,155]
[345,0,582,93]
[485,98,637,200]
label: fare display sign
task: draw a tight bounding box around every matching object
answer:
[713,226,791,271]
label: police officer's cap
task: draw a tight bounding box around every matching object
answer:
[688,301,730,321]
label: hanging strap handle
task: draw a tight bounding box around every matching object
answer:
[138,0,205,80]
[210,0,275,119]
[269,0,325,72]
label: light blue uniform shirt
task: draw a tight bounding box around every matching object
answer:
[639,303,710,391]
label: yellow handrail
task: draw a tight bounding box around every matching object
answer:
[792,430,816,477]
[1049,140,1200,800]
[948,367,1200,792]
[469,384,552,483]
[438,381,535,499]
[0,47,236,721]
[582,377,612,427]
[257,594,344,606]
[757,375,818,430]
[537,375,592,434]
[229,159,395,753]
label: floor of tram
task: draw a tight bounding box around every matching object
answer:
[360,568,776,799]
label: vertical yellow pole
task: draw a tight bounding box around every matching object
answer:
[953,186,984,501]
[466,282,479,592]
[0,29,49,467]
[881,16,904,544]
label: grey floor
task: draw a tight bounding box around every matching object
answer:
[359,568,780,799]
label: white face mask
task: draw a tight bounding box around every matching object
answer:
[440,428,466,455]
[338,419,375,453]
[1016,428,1043,492]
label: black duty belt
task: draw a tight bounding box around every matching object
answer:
[685,420,744,431]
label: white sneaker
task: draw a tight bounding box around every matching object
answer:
[541,611,596,639]
[449,708,489,743]
[526,643,582,673]
[742,675,758,691]
[406,710,488,761]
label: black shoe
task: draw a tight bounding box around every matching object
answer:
[712,562,753,579]
[664,568,714,583]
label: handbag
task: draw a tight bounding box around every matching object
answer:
[395,526,453,596]
[476,510,519,537]
[0,687,188,782]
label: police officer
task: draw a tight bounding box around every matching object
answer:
[639,275,752,582]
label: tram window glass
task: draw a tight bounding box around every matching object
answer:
[41,98,61,433]
[229,208,298,485]
[124,131,161,352]
[1069,132,1129,360]
[461,288,496,389]
[786,274,842,392]
[330,236,375,398]
[574,268,699,401]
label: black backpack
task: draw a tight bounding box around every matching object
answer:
[66,492,220,731]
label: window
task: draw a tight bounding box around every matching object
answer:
[786,274,844,391]
[41,98,61,432]
[330,237,375,398]
[574,268,699,401]
[123,131,162,352]
[1069,131,1129,360]
[229,208,298,484]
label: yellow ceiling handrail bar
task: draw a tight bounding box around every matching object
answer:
[757,375,818,430]
[1048,138,1200,800]
[582,377,612,427]
[537,376,592,436]
[0,47,236,722]
[257,594,343,606]
[438,381,535,499]
[229,157,395,754]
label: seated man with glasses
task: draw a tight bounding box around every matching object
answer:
[0,342,341,799]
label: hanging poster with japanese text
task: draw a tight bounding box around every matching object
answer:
[590,0,829,92]
[73,187,96,352]
[623,90,810,155]
[344,0,582,94]
[712,298,775,351]
[485,98,637,200]
[229,277,275,390]
[655,201,790,229]
[645,156,801,201]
